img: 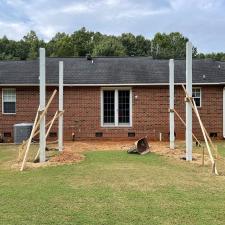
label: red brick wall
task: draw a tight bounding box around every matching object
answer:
[0,85,224,142]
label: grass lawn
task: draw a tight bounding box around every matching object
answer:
[1,144,225,225]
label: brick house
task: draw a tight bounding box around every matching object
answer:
[0,57,225,142]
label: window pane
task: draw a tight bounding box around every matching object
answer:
[4,102,16,113]
[194,98,200,107]
[192,89,200,98]
[118,90,130,124]
[3,89,16,102]
[192,88,201,107]
[103,90,115,124]
[3,89,16,113]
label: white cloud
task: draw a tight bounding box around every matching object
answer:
[170,0,224,10]
[60,2,94,14]
[0,0,225,52]
[0,21,29,40]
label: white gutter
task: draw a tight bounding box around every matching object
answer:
[0,83,225,87]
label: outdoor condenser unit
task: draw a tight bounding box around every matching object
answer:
[13,123,33,144]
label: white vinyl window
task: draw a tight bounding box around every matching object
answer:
[101,88,132,127]
[2,88,16,114]
[192,88,201,107]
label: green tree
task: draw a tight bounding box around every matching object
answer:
[71,27,94,56]
[14,40,30,60]
[47,32,73,57]
[93,36,126,56]
[135,35,151,56]
[120,33,137,56]
[120,33,151,56]
[23,31,45,59]
[151,32,197,59]
[204,52,225,61]
[2,27,225,61]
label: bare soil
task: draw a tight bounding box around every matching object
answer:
[50,140,211,166]
[12,139,213,170]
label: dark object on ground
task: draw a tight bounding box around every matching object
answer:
[180,156,197,161]
[127,137,150,155]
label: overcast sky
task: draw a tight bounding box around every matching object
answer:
[0,0,225,53]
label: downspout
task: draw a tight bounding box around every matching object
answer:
[223,87,225,138]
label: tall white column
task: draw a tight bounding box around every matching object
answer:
[186,42,193,161]
[39,48,46,162]
[169,59,175,149]
[223,88,225,138]
[58,61,64,151]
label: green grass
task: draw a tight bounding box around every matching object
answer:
[1,144,225,225]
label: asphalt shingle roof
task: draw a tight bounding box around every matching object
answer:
[0,57,225,85]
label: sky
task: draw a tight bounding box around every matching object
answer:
[0,0,225,53]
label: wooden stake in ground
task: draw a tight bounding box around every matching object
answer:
[18,90,57,147]
[203,126,219,159]
[17,140,26,162]
[18,102,61,161]
[20,90,57,171]
[32,106,63,140]
[20,107,40,171]
[33,90,57,134]
[182,84,218,175]
[173,108,201,146]
[202,147,205,166]
[34,110,61,161]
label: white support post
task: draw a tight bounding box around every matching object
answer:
[169,59,175,149]
[115,90,118,126]
[186,42,193,161]
[223,88,225,138]
[39,48,46,162]
[58,61,64,151]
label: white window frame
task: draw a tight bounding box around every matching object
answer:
[101,87,132,127]
[2,88,16,115]
[192,87,201,108]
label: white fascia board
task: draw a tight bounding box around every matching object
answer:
[0,83,225,87]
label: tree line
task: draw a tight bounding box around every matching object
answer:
[0,27,225,61]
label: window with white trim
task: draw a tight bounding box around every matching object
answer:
[192,88,201,107]
[2,89,16,114]
[101,88,132,127]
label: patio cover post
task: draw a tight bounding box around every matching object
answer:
[39,48,46,162]
[186,41,193,161]
[169,59,175,149]
[58,61,64,151]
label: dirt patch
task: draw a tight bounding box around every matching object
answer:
[48,140,132,165]
[66,140,133,152]
[54,140,212,166]
[50,145,85,163]
[12,139,215,170]
[150,141,211,166]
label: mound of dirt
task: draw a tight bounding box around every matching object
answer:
[50,151,84,163]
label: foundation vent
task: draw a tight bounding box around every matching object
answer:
[4,132,11,138]
[128,132,135,137]
[95,132,103,137]
[210,132,217,138]
[49,132,57,138]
